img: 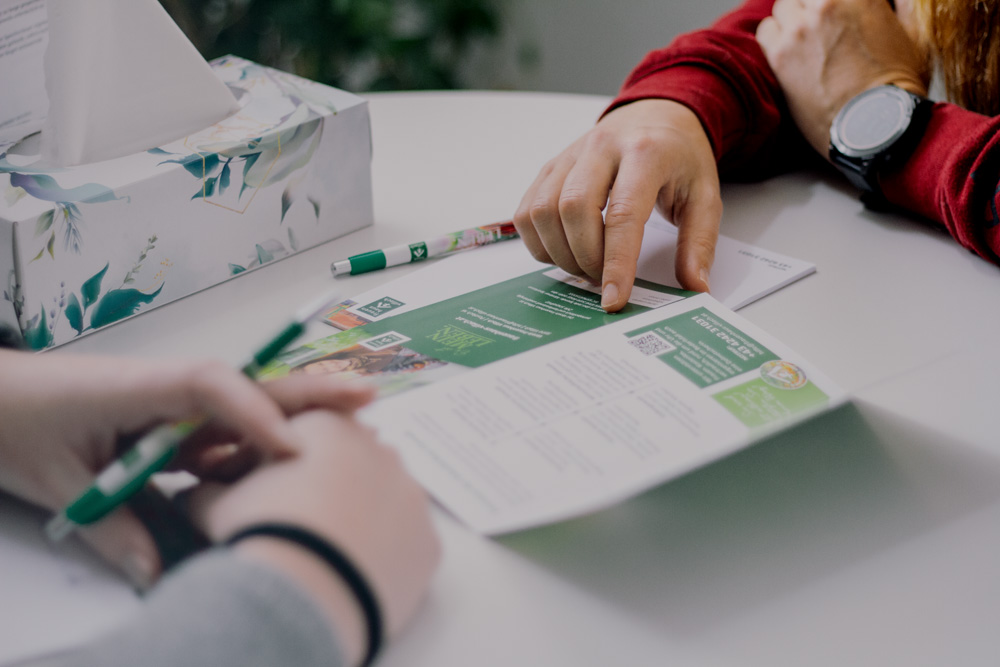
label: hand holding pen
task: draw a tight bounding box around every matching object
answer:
[0,292,371,586]
[0,340,440,651]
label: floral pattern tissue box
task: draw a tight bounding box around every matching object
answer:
[1,56,373,349]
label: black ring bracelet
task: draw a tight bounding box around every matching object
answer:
[226,523,383,667]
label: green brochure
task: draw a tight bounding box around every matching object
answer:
[264,263,844,535]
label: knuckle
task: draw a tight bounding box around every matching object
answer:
[678,234,717,261]
[557,189,590,220]
[604,197,641,224]
[581,125,614,151]
[791,23,810,41]
[622,132,662,157]
[691,182,723,211]
[512,206,531,230]
[526,244,553,265]
[815,0,836,16]
[528,200,560,227]
[576,253,604,278]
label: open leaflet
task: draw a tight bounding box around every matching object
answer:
[261,228,844,534]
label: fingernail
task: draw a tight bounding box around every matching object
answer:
[123,552,156,592]
[699,269,711,292]
[601,283,619,309]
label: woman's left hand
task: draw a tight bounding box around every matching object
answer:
[756,0,930,156]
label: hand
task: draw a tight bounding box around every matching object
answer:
[187,410,441,666]
[0,349,374,587]
[756,0,930,156]
[513,98,722,312]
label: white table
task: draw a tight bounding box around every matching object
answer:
[53,92,1000,666]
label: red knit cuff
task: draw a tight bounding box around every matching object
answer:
[881,104,1000,261]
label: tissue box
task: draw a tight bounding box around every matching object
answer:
[0,56,373,349]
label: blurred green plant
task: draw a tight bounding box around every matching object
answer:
[159,0,502,91]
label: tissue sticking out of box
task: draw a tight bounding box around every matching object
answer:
[39,0,239,167]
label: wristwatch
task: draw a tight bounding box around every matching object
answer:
[828,84,932,208]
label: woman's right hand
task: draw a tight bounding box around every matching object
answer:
[513,98,723,311]
[188,409,441,666]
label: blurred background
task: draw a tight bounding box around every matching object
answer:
[158,0,737,96]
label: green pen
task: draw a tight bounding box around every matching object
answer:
[44,290,344,543]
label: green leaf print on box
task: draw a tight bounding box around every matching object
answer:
[19,236,168,350]
[155,107,326,221]
[1,157,127,262]
[227,238,292,276]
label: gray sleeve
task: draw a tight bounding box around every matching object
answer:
[25,549,346,667]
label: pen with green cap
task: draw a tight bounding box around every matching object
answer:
[331,220,518,276]
[44,289,344,543]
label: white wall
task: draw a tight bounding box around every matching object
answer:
[467,0,742,95]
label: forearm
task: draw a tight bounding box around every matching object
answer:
[23,549,346,667]
[882,104,1000,263]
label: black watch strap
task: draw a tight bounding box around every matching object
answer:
[829,85,932,206]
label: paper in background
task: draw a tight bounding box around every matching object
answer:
[0,0,48,151]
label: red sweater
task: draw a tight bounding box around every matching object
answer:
[609,0,1000,264]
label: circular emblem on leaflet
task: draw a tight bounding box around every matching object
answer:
[759,360,808,390]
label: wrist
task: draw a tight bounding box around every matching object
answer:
[881,77,929,100]
[235,536,366,666]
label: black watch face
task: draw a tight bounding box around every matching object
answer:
[833,87,914,157]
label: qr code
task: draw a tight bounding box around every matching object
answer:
[627,332,676,356]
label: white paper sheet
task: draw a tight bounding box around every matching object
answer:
[329,217,816,325]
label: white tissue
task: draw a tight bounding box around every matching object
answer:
[40,0,239,166]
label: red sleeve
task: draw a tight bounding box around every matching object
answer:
[610,0,1000,264]
[606,0,809,178]
[882,106,1000,263]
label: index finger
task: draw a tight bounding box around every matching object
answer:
[599,154,663,312]
[260,374,376,415]
[108,360,302,459]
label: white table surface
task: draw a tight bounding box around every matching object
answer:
[49,91,1000,666]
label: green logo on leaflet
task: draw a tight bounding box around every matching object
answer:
[713,360,829,429]
[759,360,808,389]
[409,242,428,261]
[428,324,492,354]
[357,297,405,318]
[362,332,409,351]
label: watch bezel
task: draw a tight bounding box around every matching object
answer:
[828,84,932,201]
[830,85,919,159]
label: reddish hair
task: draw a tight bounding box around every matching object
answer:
[914,0,1000,114]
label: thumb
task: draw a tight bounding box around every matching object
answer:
[78,508,162,591]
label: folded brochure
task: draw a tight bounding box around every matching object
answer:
[261,238,843,535]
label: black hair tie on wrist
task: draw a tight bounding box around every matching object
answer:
[226,523,383,667]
